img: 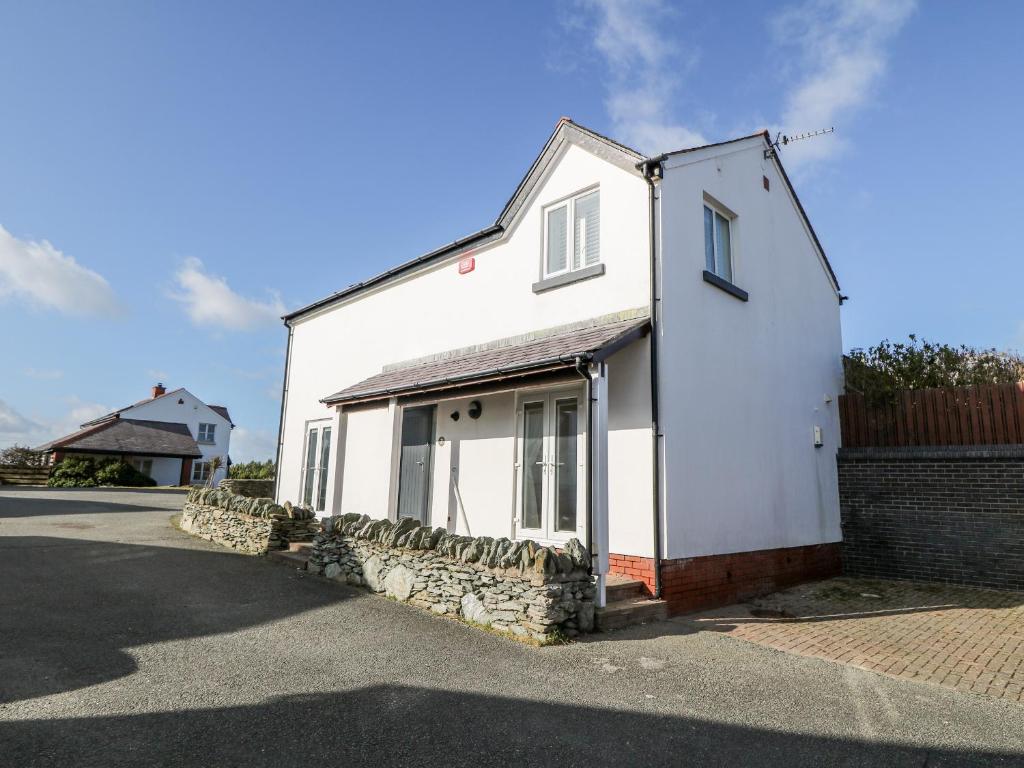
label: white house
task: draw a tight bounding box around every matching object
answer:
[275,119,844,614]
[38,384,233,486]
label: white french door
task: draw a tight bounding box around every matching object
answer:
[515,388,586,543]
[301,421,332,513]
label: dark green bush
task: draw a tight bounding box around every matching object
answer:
[845,335,1024,405]
[228,459,275,480]
[48,457,97,487]
[47,457,157,487]
[94,459,157,487]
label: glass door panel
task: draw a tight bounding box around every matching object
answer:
[316,426,332,512]
[553,398,578,533]
[521,401,546,531]
[302,428,319,507]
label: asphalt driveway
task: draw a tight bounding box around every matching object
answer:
[1,487,1022,767]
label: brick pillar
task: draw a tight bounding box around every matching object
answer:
[180,459,193,486]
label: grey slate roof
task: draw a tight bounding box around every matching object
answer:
[323,314,650,405]
[37,418,202,458]
[208,405,233,425]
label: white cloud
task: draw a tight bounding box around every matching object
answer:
[23,367,64,380]
[577,0,707,154]
[771,0,916,168]
[0,224,120,316]
[171,257,285,332]
[0,399,44,445]
[230,426,278,463]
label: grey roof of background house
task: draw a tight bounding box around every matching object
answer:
[322,312,650,405]
[37,418,203,458]
[208,405,233,425]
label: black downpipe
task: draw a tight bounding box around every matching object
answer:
[273,321,295,503]
[574,356,594,575]
[641,161,663,599]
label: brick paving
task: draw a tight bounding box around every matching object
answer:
[686,577,1024,703]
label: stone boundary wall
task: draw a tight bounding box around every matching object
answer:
[310,514,596,640]
[181,487,318,555]
[218,478,275,498]
[838,446,1024,591]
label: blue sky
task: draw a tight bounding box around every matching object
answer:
[2,1,1022,460]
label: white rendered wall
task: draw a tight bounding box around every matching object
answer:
[125,389,233,485]
[279,138,651,511]
[336,405,394,516]
[657,139,843,559]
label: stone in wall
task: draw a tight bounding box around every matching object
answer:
[309,513,596,640]
[218,478,276,499]
[180,487,318,555]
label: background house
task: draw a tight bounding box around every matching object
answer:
[37,384,233,486]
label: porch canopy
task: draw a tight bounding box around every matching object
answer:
[321,312,650,407]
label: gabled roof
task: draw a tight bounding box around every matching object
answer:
[208,405,233,426]
[82,387,187,427]
[283,118,644,323]
[283,119,840,323]
[35,418,202,458]
[322,311,650,406]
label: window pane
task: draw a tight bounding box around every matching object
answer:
[303,429,318,507]
[316,427,331,512]
[554,398,578,532]
[715,212,732,282]
[573,191,600,269]
[703,206,715,272]
[546,206,567,274]
[521,402,544,530]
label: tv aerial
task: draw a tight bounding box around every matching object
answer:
[765,127,834,159]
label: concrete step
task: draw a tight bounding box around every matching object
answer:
[287,541,314,554]
[267,548,311,569]
[595,597,669,632]
[605,573,646,602]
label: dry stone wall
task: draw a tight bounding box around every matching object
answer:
[181,487,318,555]
[218,478,275,498]
[309,513,596,640]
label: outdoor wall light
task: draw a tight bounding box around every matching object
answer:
[467,400,482,419]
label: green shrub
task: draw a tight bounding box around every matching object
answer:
[0,444,45,467]
[48,456,157,487]
[94,459,157,487]
[228,459,275,480]
[845,335,1024,405]
[48,457,98,487]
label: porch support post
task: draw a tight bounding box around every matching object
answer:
[590,361,610,608]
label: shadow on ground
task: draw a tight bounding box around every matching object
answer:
[0,488,186,518]
[2,684,1017,768]
[0,535,351,703]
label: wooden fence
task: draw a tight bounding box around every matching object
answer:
[0,465,51,486]
[839,383,1024,448]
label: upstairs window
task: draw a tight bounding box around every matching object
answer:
[703,201,733,282]
[197,423,216,443]
[544,189,600,278]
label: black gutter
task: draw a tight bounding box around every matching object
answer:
[639,158,664,600]
[273,321,295,501]
[574,357,595,577]
[283,225,503,322]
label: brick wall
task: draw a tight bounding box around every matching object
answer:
[608,553,656,595]
[658,543,841,615]
[838,446,1024,591]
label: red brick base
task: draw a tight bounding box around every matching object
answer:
[609,543,841,614]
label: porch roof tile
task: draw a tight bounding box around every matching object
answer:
[322,313,650,406]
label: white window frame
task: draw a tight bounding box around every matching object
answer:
[541,186,600,280]
[703,194,737,282]
[197,423,216,443]
[300,419,333,513]
[512,383,587,546]
[191,460,211,484]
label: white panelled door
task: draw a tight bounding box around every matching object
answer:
[515,388,586,543]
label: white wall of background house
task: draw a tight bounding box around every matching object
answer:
[125,390,233,485]
[657,137,844,560]
[278,135,655,556]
